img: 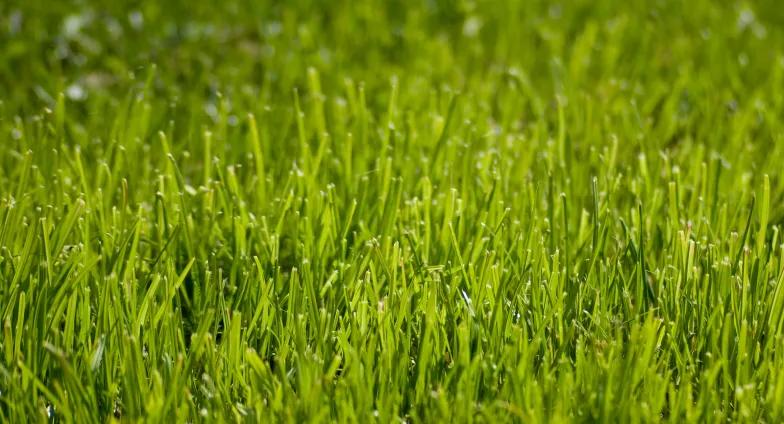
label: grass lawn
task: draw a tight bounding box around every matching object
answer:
[2,0,784,422]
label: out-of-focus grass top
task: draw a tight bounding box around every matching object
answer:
[2,0,784,422]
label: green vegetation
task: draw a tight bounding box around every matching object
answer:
[2,0,784,422]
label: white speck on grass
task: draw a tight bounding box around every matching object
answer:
[8,10,23,35]
[63,14,86,37]
[129,11,144,29]
[463,17,481,37]
[737,8,755,31]
[66,84,87,101]
[265,21,282,36]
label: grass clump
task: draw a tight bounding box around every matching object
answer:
[2,0,784,422]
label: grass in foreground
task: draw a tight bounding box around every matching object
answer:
[2,0,784,422]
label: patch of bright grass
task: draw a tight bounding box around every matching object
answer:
[2,0,784,422]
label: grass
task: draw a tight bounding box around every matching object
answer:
[2,0,784,422]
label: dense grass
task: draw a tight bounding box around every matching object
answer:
[2,0,784,422]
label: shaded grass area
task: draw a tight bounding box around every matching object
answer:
[2,0,784,421]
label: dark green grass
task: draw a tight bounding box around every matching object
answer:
[2,0,784,422]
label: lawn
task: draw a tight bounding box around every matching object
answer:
[2,0,784,422]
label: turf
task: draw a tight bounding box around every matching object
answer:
[2,0,784,422]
